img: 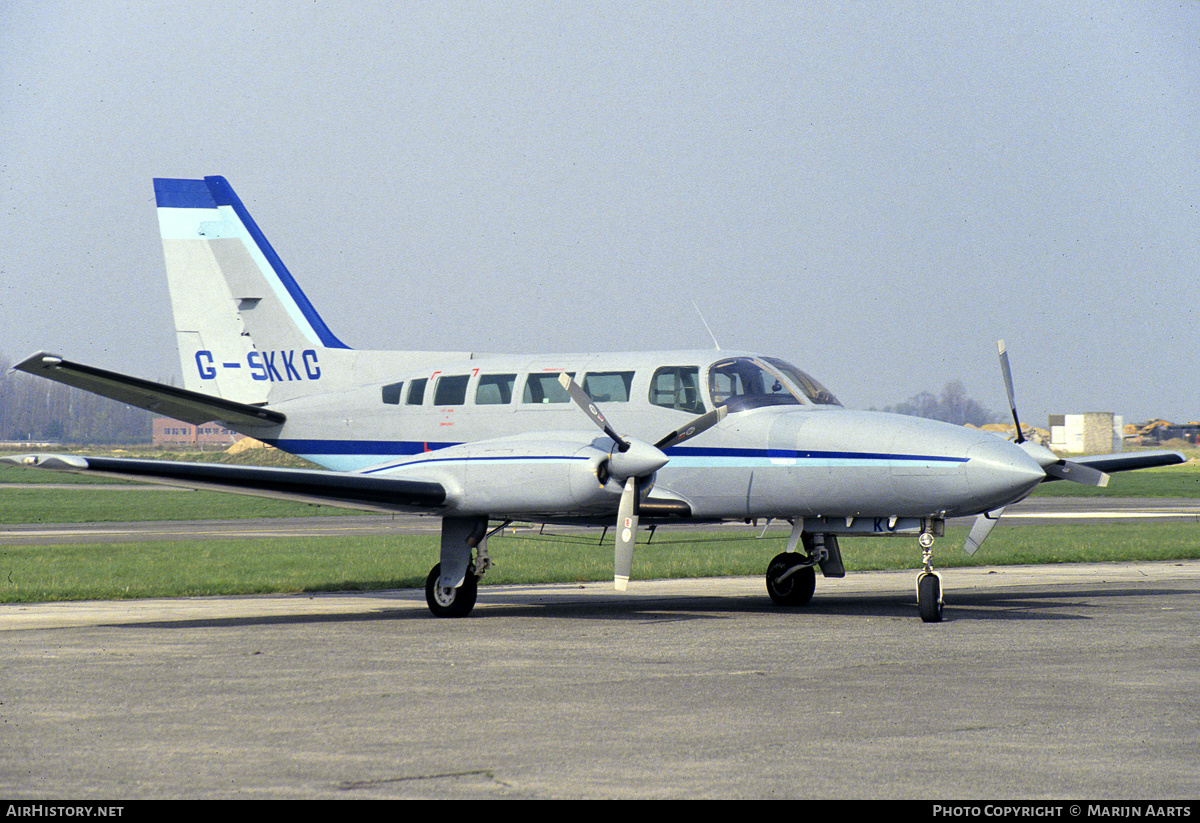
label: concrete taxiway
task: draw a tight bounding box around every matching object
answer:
[2,560,1197,799]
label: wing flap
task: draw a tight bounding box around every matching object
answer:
[14,352,285,430]
[2,454,446,514]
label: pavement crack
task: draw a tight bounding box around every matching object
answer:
[338,769,506,791]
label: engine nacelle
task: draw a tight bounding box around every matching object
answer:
[380,434,624,517]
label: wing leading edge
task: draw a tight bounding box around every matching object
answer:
[1,454,446,514]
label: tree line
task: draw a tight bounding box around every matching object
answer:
[872,380,1000,427]
[0,353,153,444]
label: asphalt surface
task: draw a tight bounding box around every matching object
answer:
[2,560,1198,799]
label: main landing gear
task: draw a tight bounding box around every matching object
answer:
[425,516,495,618]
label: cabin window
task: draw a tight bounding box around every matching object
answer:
[582,371,634,403]
[434,374,471,406]
[476,373,516,405]
[381,382,403,405]
[649,366,705,414]
[522,372,575,404]
[406,378,427,405]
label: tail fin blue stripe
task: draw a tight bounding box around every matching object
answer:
[154,178,218,209]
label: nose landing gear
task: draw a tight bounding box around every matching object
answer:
[916,530,943,623]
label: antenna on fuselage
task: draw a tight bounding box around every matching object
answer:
[692,300,721,350]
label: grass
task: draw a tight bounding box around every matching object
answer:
[0,485,352,523]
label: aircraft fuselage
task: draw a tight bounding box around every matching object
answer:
[257,348,1045,526]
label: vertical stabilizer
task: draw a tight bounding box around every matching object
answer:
[154,177,349,404]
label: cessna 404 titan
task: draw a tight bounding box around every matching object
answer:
[6,176,1184,621]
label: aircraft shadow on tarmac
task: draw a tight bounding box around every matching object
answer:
[88,580,1190,631]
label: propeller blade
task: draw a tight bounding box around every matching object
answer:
[1045,460,1110,487]
[964,507,1005,556]
[614,476,638,590]
[997,340,1025,444]
[654,405,728,450]
[558,372,627,451]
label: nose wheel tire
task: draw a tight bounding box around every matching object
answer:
[917,571,943,623]
[766,552,816,607]
[425,563,479,618]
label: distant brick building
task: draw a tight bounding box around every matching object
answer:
[152,418,243,448]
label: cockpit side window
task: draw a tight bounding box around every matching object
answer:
[649,366,705,414]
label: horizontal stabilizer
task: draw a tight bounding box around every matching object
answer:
[14,352,285,430]
[1,454,446,514]
[1061,450,1185,475]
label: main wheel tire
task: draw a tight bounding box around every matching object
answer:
[425,563,478,618]
[766,552,816,607]
[917,571,943,623]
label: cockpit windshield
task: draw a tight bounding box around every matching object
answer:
[762,357,841,406]
[707,356,841,411]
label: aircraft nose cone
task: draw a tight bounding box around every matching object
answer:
[963,436,1046,512]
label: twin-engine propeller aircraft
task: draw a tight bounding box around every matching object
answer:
[5,177,1185,621]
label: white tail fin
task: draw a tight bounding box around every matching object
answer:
[156,176,355,404]
[156,176,352,403]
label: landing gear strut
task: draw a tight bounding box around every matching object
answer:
[916,530,943,623]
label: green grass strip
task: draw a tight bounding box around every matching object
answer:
[2,523,1197,604]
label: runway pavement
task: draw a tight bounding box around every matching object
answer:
[2,560,1198,799]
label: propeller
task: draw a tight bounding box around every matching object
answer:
[558,372,727,590]
[997,340,1025,444]
[966,342,1111,554]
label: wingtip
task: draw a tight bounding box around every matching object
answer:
[0,453,89,470]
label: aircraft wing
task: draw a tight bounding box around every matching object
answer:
[0,454,446,514]
[13,352,285,430]
[1057,450,1185,475]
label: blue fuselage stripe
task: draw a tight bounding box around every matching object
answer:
[267,439,968,466]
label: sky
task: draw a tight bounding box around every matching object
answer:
[3,1,1198,426]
